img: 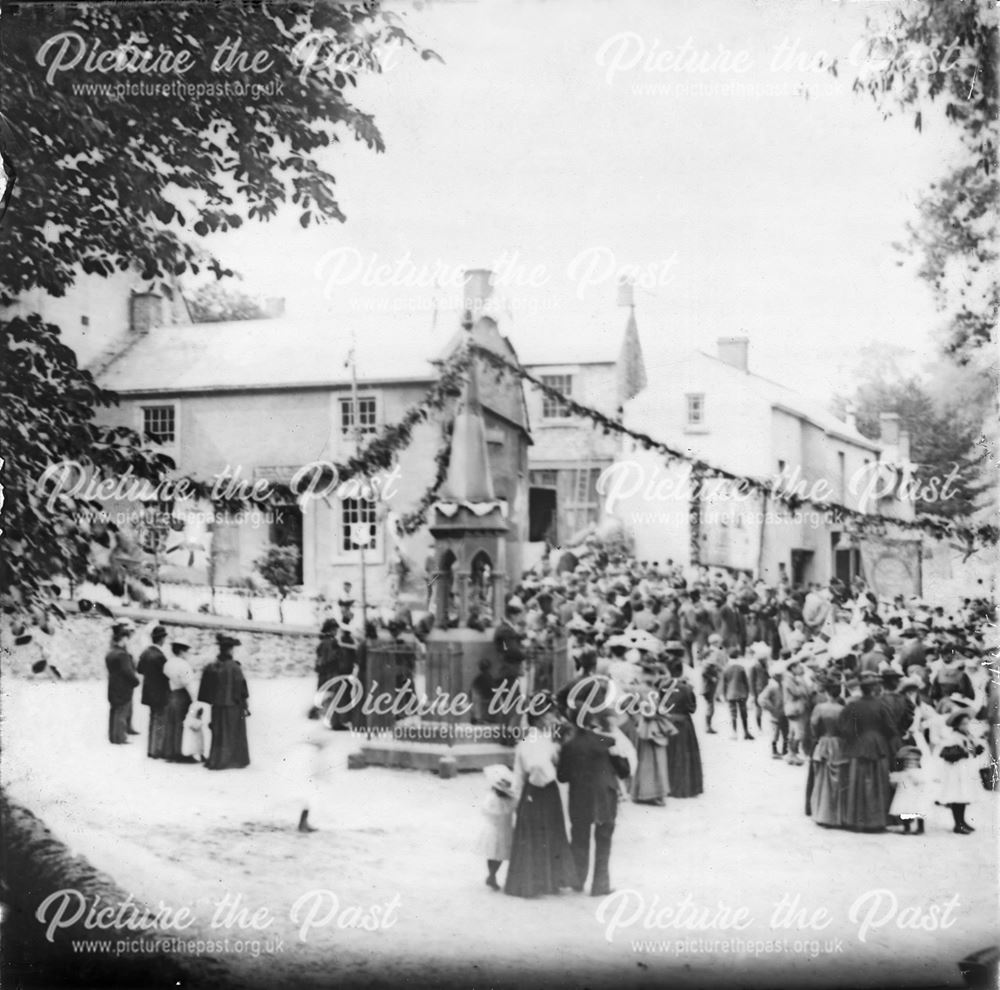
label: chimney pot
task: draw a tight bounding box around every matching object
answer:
[716,335,749,372]
[130,291,162,334]
[463,269,494,317]
[845,404,858,431]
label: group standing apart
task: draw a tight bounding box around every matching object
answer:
[478,701,632,898]
[105,620,251,771]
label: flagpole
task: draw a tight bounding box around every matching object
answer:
[348,332,368,642]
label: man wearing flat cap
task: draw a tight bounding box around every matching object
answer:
[197,633,250,770]
[137,626,171,759]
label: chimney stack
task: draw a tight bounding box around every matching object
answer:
[262,296,285,319]
[879,412,900,447]
[897,428,911,463]
[463,269,494,318]
[130,291,162,334]
[717,335,749,372]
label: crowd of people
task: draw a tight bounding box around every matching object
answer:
[104,540,995,885]
[463,542,997,896]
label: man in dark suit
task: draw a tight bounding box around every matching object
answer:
[722,648,754,740]
[557,715,631,897]
[493,599,526,745]
[137,625,171,758]
[106,621,139,744]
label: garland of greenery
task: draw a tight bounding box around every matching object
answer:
[179,343,471,513]
[469,344,999,551]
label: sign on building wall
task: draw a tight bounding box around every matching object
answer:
[700,482,759,573]
[859,538,922,600]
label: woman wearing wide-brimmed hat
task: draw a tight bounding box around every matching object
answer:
[197,633,250,770]
[835,670,897,831]
[935,707,983,834]
[629,659,675,806]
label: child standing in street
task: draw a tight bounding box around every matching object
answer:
[889,744,931,835]
[477,764,515,890]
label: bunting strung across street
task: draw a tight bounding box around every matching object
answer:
[467,344,999,551]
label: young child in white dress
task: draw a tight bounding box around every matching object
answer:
[476,765,515,890]
[889,744,931,835]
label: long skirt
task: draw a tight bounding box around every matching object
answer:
[666,717,704,798]
[162,689,192,760]
[809,738,846,828]
[842,756,890,831]
[108,702,130,744]
[504,783,578,898]
[147,708,168,758]
[205,706,250,770]
[631,741,669,803]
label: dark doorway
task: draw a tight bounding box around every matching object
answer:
[529,487,558,543]
[270,503,304,584]
[790,549,814,588]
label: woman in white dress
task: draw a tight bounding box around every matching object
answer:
[162,642,198,762]
[504,706,578,898]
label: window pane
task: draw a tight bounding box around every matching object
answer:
[541,374,572,418]
[340,397,377,435]
[341,497,378,552]
[142,405,175,444]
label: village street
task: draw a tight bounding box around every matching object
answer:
[3,675,995,989]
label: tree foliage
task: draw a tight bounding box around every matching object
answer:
[0,315,173,617]
[834,344,990,519]
[0,1,436,621]
[836,0,999,361]
[188,281,268,323]
[0,0,438,304]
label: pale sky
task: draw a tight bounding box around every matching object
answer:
[198,0,962,401]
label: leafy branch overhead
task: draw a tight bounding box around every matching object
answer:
[0,0,441,304]
[834,0,998,361]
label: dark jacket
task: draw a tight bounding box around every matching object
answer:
[557,729,630,826]
[198,658,249,709]
[493,620,525,665]
[106,646,139,706]
[137,645,170,709]
[721,661,750,701]
[836,695,897,760]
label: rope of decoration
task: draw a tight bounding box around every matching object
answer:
[396,417,454,536]
[469,344,999,550]
[179,342,472,513]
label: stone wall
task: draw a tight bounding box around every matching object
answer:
[1,615,319,682]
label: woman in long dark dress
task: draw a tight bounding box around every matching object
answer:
[504,708,578,898]
[808,680,846,827]
[836,671,896,831]
[162,641,197,762]
[661,649,704,799]
[197,633,250,770]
